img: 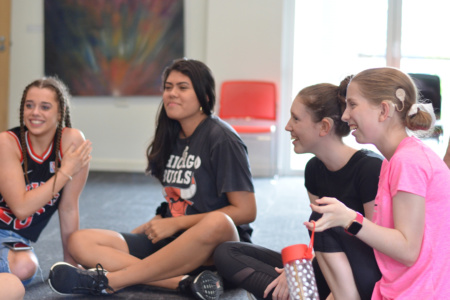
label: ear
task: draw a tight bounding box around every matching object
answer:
[319,117,334,137]
[380,101,394,121]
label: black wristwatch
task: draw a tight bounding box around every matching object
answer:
[345,212,364,236]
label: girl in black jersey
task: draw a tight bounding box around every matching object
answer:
[48,58,256,300]
[213,79,382,300]
[0,77,91,294]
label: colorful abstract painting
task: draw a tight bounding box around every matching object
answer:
[44,0,184,96]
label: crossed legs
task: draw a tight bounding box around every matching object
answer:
[68,211,239,292]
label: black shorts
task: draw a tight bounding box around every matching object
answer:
[121,232,177,259]
[313,226,351,252]
[120,232,216,276]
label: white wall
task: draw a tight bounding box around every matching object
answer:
[9,0,292,173]
[205,0,295,175]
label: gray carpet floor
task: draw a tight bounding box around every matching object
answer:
[24,172,311,299]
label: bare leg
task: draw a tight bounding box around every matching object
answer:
[315,252,360,300]
[0,273,25,300]
[69,211,238,291]
[69,228,141,271]
[68,225,182,289]
[106,211,238,291]
[8,249,38,282]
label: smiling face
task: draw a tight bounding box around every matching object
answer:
[285,96,322,154]
[342,82,381,144]
[22,87,60,138]
[163,70,205,130]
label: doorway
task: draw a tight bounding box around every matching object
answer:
[0,0,11,131]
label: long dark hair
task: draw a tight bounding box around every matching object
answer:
[19,76,72,185]
[146,58,216,182]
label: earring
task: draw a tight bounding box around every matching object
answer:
[199,106,203,111]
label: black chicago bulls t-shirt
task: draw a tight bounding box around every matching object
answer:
[161,116,254,241]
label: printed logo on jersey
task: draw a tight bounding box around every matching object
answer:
[50,161,56,173]
[162,146,200,216]
[0,181,59,230]
[163,177,196,217]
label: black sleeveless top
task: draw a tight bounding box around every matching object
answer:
[0,127,63,242]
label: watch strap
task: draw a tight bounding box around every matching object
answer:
[345,211,364,235]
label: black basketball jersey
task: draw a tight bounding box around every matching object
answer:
[0,127,63,242]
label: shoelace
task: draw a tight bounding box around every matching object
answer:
[74,263,114,295]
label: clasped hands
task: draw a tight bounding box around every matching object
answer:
[131,216,180,244]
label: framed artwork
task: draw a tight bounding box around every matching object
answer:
[44,0,184,96]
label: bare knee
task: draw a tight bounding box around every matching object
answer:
[68,229,104,262]
[198,212,238,245]
[8,251,38,282]
[68,229,129,267]
[0,273,25,300]
[68,229,88,246]
[68,229,88,253]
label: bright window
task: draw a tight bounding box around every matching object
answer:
[290,0,450,171]
[400,0,450,154]
[291,0,387,171]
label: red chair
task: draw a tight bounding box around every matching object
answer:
[219,80,277,177]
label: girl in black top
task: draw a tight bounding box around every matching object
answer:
[0,77,91,289]
[48,58,256,300]
[213,79,382,300]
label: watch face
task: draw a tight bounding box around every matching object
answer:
[347,221,363,235]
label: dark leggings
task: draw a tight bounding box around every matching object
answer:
[214,242,329,300]
[213,240,379,300]
[213,242,282,300]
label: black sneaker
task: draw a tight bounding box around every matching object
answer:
[48,262,114,295]
[190,270,224,300]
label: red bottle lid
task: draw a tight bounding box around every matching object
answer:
[281,221,315,264]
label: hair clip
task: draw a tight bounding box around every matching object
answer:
[395,88,406,112]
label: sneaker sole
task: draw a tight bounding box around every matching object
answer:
[48,262,76,296]
[191,271,224,300]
